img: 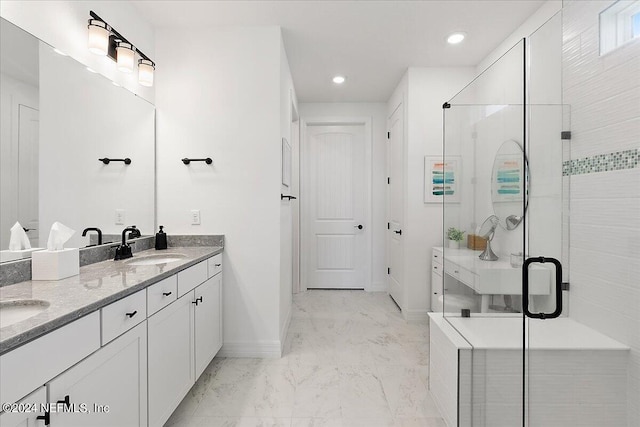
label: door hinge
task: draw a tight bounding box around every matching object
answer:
[561,131,572,140]
[387,177,390,184]
[561,282,570,291]
[387,131,390,139]
[387,267,390,275]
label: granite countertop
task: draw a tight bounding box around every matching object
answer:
[0,246,223,355]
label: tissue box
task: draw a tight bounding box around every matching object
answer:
[0,248,44,263]
[32,248,79,281]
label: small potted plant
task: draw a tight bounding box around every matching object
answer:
[446,227,465,249]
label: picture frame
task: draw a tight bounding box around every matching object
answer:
[282,137,292,188]
[424,156,461,203]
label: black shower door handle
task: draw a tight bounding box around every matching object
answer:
[522,257,563,319]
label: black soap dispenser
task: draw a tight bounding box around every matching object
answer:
[155,225,167,250]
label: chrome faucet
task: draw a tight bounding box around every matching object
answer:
[82,227,103,246]
[114,227,138,260]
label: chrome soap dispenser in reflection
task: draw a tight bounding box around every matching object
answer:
[155,225,167,250]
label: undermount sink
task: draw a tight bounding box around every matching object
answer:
[0,300,50,327]
[125,253,186,266]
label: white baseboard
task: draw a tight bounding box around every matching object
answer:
[280,305,292,352]
[367,281,387,292]
[403,309,429,323]
[218,341,282,358]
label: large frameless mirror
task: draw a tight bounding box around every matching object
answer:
[0,17,155,262]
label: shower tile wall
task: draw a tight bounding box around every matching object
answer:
[562,1,640,426]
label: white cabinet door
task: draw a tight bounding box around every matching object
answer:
[147,292,195,427]
[194,274,222,378]
[48,321,147,427]
[0,386,47,427]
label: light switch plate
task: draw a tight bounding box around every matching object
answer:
[191,210,201,225]
[115,209,125,225]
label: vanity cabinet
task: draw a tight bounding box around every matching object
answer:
[148,261,223,427]
[48,321,148,427]
[431,248,444,312]
[0,386,47,427]
[147,291,195,427]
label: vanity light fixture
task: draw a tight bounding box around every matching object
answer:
[447,32,466,44]
[116,42,135,73]
[88,19,111,55]
[138,59,155,87]
[332,75,346,84]
[87,11,156,87]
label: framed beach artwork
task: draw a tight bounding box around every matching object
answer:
[492,154,524,202]
[424,156,461,203]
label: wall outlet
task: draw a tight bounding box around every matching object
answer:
[115,209,125,225]
[191,210,201,225]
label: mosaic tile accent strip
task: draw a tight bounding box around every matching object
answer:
[562,149,639,176]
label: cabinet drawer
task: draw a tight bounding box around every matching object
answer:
[444,261,476,288]
[432,262,443,275]
[147,275,178,316]
[432,250,443,266]
[101,290,146,345]
[177,260,208,297]
[207,254,222,278]
[0,311,100,406]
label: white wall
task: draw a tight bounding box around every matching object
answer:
[561,2,640,425]
[155,25,286,357]
[39,45,155,248]
[476,0,562,75]
[0,0,155,103]
[279,36,297,346]
[298,102,388,291]
[404,68,476,319]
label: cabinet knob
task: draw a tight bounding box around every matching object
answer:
[125,310,137,318]
[162,291,172,296]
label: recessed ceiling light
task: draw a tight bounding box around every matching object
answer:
[332,75,346,84]
[447,32,466,44]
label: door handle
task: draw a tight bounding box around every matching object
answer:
[522,257,563,319]
[394,230,402,235]
[354,224,363,230]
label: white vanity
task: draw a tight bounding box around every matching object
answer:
[0,247,223,427]
[432,246,551,312]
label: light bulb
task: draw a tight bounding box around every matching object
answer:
[447,32,466,45]
[138,59,155,87]
[332,75,346,84]
[116,42,135,73]
[88,19,110,56]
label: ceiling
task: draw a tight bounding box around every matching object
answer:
[132,0,546,103]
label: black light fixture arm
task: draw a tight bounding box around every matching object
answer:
[99,157,131,165]
[182,158,213,165]
[89,10,154,64]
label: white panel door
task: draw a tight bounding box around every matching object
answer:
[387,104,404,307]
[17,105,39,246]
[303,124,368,289]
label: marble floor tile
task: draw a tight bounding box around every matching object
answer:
[166,290,445,427]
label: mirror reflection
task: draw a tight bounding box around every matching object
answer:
[491,139,528,230]
[0,18,155,261]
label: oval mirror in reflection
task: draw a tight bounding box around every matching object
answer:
[491,139,528,230]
